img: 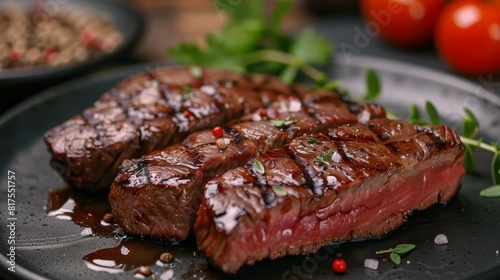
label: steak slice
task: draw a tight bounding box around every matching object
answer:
[195,118,465,273]
[109,93,386,241]
[45,67,294,191]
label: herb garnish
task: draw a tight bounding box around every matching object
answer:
[272,186,287,196]
[480,185,500,197]
[363,68,381,102]
[270,119,295,129]
[306,137,322,144]
[182,85,192,94]
[168,0,335,86]
[253,159,265,175]
[376,244,416,265]
[190,66,203,78]
[315,151,334,166]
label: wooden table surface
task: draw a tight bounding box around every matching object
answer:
[126,0,312,61]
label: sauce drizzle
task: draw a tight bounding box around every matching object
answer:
[46,185,122,238]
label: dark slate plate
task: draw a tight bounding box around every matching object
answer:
[0,0,144,88]
[1,55,500,280]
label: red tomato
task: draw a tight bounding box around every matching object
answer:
[435,0,500,74]
[360,0,446,48]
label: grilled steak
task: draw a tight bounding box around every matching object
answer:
[195,119,465,273]
[109,91,386,241]
[44,67,295,191]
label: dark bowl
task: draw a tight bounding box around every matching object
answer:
[0,0,145,102]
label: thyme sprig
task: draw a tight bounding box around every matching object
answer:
[306,137,322,144]
[376,244,416,265]
[314,151,334,166]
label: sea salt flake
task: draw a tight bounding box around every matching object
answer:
[160,269,174,280]
[357,110,371,124]
[364,258,379,270]
[80,227,93,237]
[434,234,448,245]
[121,246,130,255]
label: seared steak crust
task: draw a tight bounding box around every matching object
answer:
[45,67,294,191]
[196,119,465,273]
[109,91,386,241]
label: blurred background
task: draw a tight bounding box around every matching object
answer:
[1,0,499,114]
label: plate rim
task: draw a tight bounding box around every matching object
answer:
[334,54,500,107]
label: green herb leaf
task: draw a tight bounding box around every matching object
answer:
[182,85,192,94]
[461,108,479,139]
[280,65,298,85]
[271,0,293,32]
[169,1,334,84]
[168,43,246,73]
[390,252,401,265]
[393,244,416,254]
[464,144,476,173]
[385,110,400,120]
[315,151,334,166]
[253,159,265,175]
[168,43,204,65]
[408,104,420,121]
[480,185,500,198]
[210,19,266,54]
[464,108,479,129]
[284,120,295,126]
[221,0,265,22]
[190,66,203,78]
[408,119,430,126]
[376,243,416,265]
[306,137,322,144]
[363,68,381,101]
[492,152,500,185]
[425,101,441,125]
[290,28,334,65]
[313,79,342,92]
[270,119,295,129]
[272,186,287,197]
[462,119,478,139]
[314,73,328,87]
[407,104,429,125]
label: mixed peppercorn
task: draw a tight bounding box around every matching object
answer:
[0,5,123,70]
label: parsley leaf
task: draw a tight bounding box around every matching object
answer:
[271,0,294,33]
[363,68,381,101]
[290,27,334,65]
